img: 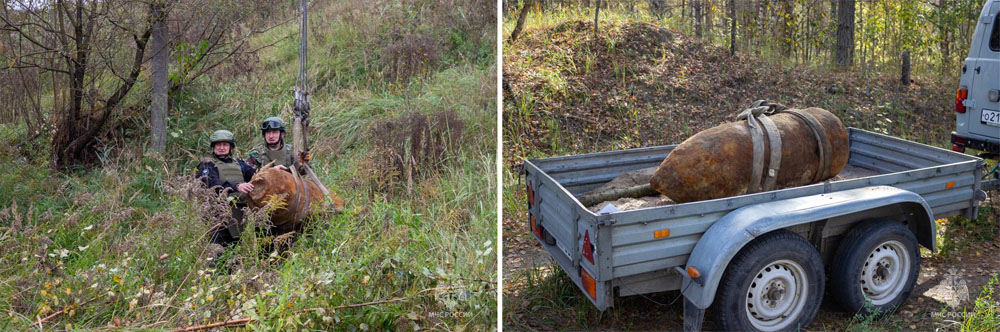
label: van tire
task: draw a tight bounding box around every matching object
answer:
[714,229,824,332]
[830,219,920,317]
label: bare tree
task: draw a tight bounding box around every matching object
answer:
[165,0,291,92]
[0,68,46,146]
[1,0,288,169]
[1,0,155,170]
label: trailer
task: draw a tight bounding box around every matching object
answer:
[522,128,990,331]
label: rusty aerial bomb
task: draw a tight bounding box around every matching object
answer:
[247,166,344,233]
[649,106,849,203]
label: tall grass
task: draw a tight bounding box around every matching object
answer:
[0,0,496,329]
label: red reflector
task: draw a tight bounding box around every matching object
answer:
[954,136,967,144]
[531,214,544,239]
[956,88,968,113]
[581,269,597,299]
[952,144,966,153]
[527,180,535,207]
[582,230,594,264]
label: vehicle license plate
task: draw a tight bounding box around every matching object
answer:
[982,109,1000,127]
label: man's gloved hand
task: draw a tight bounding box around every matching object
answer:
[300,151,311,163]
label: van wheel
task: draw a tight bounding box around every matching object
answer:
[831,220,920,316]
[714,230,824,332]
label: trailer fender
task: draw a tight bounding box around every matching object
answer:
[680,185,934,309]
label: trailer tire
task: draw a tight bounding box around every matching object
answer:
[830,219,920,316]
[713,229,824,332]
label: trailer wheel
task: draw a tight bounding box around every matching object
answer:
[714,230,824,332]
[831,219,920,316]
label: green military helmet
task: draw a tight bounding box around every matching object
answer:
[209,129,236,147]
[260,116,286,136]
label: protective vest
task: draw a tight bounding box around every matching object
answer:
[215,158,247,202]
[251,143,295,167]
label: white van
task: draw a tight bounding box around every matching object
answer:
[952,0,1000,158]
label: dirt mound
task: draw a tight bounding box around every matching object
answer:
[503,21,954,165]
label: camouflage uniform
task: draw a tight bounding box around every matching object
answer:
[195,130,256,245]
[247,116,297,169]
[246,143,295,168]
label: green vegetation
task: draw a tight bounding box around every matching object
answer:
[0,0,496,330]
[502,2,999,331]
[962,273,1000,332]
[936,204,998,259]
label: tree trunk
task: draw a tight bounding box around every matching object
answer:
[780,0,793,56]
[704,0,713,38]
[834,0,854,67]
[150,3,168,154]
[694,0,703,38]
[901,50,911,87]
[829,0,836,61]
[50,1,90,170]
[594,0,602,37]
[510,0,531,42]
[937,0,951,63]
[681,0,686,20]
[649,0,665,19]
[49,2,153,171]
[729,0,736,55]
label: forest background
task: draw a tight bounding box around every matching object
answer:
[502,0,999,330]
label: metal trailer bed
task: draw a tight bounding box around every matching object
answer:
[522,128,988,322]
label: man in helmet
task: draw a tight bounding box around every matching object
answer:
[247,117,296,169]
[196,130,257,246]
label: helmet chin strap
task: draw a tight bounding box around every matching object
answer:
[266,138,284,149]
